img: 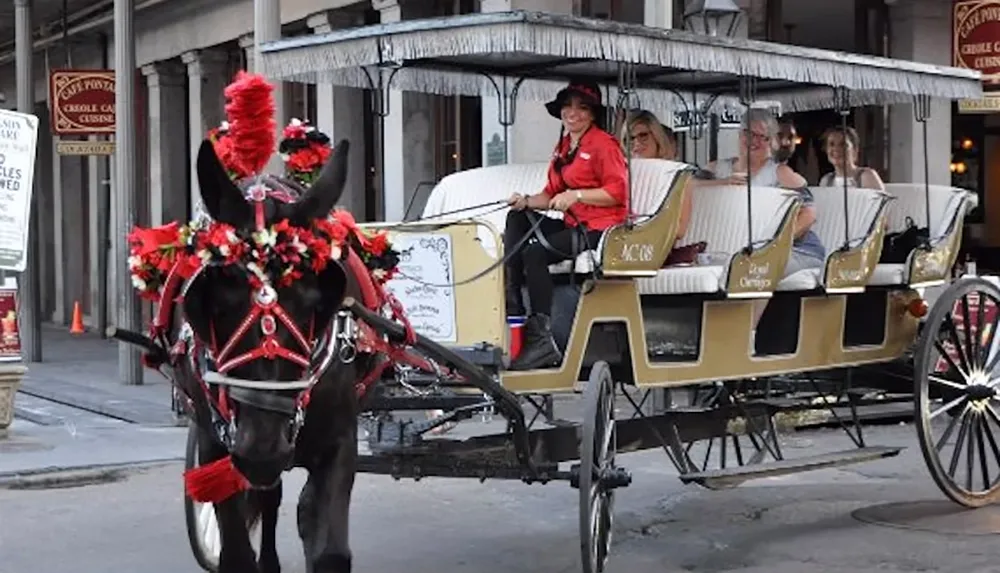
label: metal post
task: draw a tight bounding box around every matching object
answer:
[114,0,142,384]
[15,0,42,363]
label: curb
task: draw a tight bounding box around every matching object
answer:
[0,457,183,489]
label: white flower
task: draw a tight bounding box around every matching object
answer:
[289,118,303,127]
[219,121,230,131]
[128,255,142,270]
[253,229,277,248]
[372,269,386,280]
[197,249,212,263]
[131,275,147,291]
[218,244,230,256]
[226,229,239,244]
[292,237,307,254]
[331,245,342,260]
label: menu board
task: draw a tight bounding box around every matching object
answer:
[0,110,38,272]
[383,233,457,343]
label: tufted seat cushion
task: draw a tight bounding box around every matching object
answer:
[419,159,688,274]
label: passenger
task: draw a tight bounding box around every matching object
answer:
[819,125,885,191]
[504,80,629,371]
[622,109,691,240]
[775,117,798,165]
[707,108,826,277]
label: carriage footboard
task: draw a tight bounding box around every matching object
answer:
[343,297,539,480]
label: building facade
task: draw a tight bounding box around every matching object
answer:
[0,0,968,378]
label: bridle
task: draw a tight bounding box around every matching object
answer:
[155,179,353,454]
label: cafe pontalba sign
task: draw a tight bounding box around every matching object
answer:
[48,69,116,136]
[954,0,1000,90]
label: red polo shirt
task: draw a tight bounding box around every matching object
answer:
[541,127,629,231]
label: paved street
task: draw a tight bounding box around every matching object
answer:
[3,420,1000,573]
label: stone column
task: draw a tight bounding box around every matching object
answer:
[887,0,951,187]
[114,0,142,383]
[308,11,368,219]
[142,62,188,225]
[255,0,286,174]
[182,50,229,216]
[480,0,577,165]
[15,0,41,361]
[373,0,405,221]
[239,34,255,72]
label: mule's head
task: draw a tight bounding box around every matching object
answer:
[183,138,352,488]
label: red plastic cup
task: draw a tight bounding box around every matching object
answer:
[507,316,525,360]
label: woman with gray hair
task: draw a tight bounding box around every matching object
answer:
[706,107,825,276]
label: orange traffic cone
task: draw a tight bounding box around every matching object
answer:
[70,301,84,334]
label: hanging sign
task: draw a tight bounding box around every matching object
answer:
[49,69,116,135]
[0,109,38,273]
[717,101,783,130]
[954,0,1000,90]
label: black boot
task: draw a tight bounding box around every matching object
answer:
[505,283,526,318]
[510,314,563,371]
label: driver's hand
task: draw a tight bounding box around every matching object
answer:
[507,193,528,211]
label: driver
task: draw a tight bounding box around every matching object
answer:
[503,80,629,371]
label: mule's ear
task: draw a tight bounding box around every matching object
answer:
[292,139,350,225]
[196,140,253,226]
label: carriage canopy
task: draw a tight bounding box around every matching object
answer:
[257,10,983,114]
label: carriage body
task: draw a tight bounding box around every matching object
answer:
[169,10,997,573]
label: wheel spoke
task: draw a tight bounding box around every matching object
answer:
[935,403,966,452]
[948,409,972,478]
[975,412,991,491]
[930,394,968,420]
[966,412,976,491]
[935,339,970,381]
[961,295,978,371]
[929,375,966,391]
[943,313,974,377]
[973,295,985,369]
[982,405,1000,476]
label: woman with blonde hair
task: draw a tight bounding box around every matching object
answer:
[621,109,692,243]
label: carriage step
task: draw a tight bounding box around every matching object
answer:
[678,446,902,489]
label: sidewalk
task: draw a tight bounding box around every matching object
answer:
[14,323,178,427]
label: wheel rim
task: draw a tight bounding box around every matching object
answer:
[195,500,222,565]
[580,362,616,573]
[916,278,1000,507]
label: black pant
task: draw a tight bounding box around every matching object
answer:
[503,209,602,317]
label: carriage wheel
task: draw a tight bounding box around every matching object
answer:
[579,361,618,573]
[183,422,263,572]
[184,421,221,572]
[915,277,1000,508]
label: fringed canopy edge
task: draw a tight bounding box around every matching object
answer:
[259,11,983,103]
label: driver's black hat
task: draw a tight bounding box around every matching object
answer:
[544,80,605,120]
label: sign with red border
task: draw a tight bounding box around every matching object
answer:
[48,69,116,135]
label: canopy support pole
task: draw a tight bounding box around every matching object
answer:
[913,94,932,245]
[834,86,851,252]
[739,75,758,254]
[14,0,41,362]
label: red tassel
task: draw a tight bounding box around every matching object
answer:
[223,71,277,178]
[183,455,250,503]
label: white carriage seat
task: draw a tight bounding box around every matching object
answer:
[775,186,887,291]
[419,159,688,275]
[867,183,976,286]
[637,184,799,296]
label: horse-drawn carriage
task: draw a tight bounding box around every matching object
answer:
[115,10,998,573]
